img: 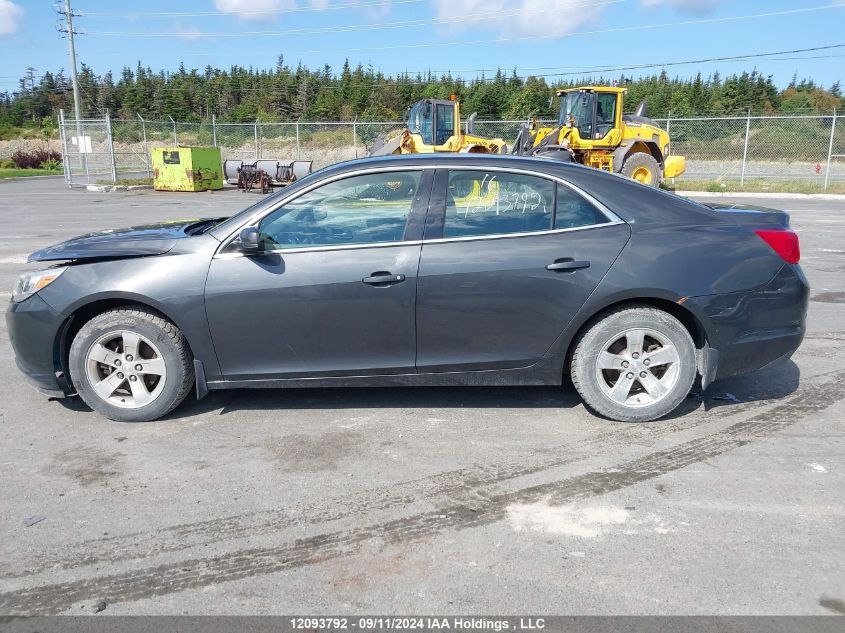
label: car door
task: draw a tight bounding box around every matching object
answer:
[205,169,432,380]
[415,168,631,373]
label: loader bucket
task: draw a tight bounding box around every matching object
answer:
[369,133,403,156]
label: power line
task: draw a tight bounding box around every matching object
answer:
[81,0,623,37]
[78,0,428,18]
[542,43,845,78]
[384,46,845,76]
[96,45,845,92]
[209,3,845,55]
[5,43,841,96]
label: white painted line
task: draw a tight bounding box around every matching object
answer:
[680,191,845,201]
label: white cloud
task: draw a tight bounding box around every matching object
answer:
[640,0,722,15]
[0,0,24,35]
[213,0,330,21]
[431,0,605,38]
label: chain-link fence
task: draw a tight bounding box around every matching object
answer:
[58,110,117,185]
[59,110,844,189]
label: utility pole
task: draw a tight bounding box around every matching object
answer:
[57,0,83,124]
[57,0,85,179]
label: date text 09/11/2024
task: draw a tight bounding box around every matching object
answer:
[289,617,547,631]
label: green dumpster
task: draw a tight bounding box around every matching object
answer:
[152,147,223,192]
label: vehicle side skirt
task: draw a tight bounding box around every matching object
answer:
[205,354,563,391]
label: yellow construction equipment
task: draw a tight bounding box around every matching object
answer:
[151,147,223,192]
[512,86,685,186]
[369,96,507,156]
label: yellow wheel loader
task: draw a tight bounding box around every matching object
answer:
[512,86,685,186]
[369,97,508,156]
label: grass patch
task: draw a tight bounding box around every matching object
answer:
[95,177,153,186]
[0,168,63,179]
[667,179,845,195]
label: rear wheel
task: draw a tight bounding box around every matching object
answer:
[570,306,696,422]
[69,307,194,422]
[621,152,660,186]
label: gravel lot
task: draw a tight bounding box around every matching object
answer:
[0,178,843,616]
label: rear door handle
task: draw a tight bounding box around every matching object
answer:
[362,271,406,286]
[546,258,591,272]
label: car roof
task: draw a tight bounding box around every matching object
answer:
[324,152,590,176]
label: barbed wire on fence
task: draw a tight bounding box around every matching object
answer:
[57,111,843,189]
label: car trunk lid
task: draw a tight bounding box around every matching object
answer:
[708,203,798,263]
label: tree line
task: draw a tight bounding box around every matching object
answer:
[1,55,842,130]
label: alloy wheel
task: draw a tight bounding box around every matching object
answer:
[594,327,681,408]
[84,330,167,409]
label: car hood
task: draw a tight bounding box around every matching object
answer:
[28,218,227,262]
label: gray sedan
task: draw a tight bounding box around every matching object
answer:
[6,154,808,422]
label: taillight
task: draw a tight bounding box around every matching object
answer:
[754,229,800,264]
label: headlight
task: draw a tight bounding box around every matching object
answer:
[12,267,67,303]
[664,143,670,157]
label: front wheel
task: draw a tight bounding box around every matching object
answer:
[69,307,194,422]
[621,152,660,186]
[570,306,697,422]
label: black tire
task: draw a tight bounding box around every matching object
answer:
[570,306,696,422]
[621,151,661,186]
[69,307,194,422]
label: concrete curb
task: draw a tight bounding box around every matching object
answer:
[85,184,154,193]
[0,174,65,183]
[678,191,845,201]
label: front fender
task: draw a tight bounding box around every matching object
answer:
[36,251,223,381]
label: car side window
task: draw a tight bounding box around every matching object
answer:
[443,171,554,238]
[257,171,421,249]
[555,182,609,229]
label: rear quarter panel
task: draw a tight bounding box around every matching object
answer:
[536,164,792,376]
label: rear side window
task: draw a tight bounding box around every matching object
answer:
[555,183,609,229]
[444,170,554,238]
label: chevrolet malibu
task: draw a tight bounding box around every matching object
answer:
[7,154,808,423]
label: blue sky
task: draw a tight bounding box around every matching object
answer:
[1,0,843,92]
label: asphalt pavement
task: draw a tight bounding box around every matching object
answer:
[0,177,843,615]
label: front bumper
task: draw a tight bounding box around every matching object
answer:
[5,294,68,397]
[687,264,809,381]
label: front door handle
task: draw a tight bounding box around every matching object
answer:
[362,271,406,286]
[546,258,591,272]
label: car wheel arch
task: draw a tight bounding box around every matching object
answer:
[55,297,194,387]
[560,296,710,382]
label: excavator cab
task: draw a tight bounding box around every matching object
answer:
[369,97,507,156]
[559,88,623,146]
[407,99,458,149]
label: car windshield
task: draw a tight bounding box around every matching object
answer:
[209,169,324,237]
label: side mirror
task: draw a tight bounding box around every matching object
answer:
[237,226,261,251]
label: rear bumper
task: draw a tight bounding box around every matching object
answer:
[5,294,69,397]
[688,264,809,381]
